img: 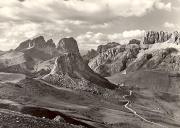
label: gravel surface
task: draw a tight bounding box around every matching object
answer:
[0,109,83,128]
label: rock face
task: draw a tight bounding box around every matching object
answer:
[82,49,98,63]
[57,37,80,55]
[143,31,171,44]
[15,39,32,51]
[126,47,180,72]
[88,31,180,76]
[89,44,140,77]
[15,36,58,57]
[82,42,119,64]
[129,39,141,45]
[16,36,46,51]
[143,31,180,44]
[126,54,153,72]
[170,31,180,44]
[0,36,58,74]
[43,37,116,90]
[97,42,120,53]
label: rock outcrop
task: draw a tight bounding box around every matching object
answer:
[88,31,180,76]
[170,31,180,44]
[82,49,98,63]
[143,31,171,44]
[89,44,140,77]
[97,42,120,53]
[16,36,46,51]
[129,39,141,45]
[43,37,116,91]
[82,42,119,64]
[15,36,58,57]
[127,47,180,72]
[57,37,80,55]
[0,36,58,74]
[143,31,180,44]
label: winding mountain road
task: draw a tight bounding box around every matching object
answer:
[123,90,167,128]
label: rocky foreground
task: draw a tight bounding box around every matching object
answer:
[0,109,81,128]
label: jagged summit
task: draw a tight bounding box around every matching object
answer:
[97,42,120,53]
[143,31,180,44]
[88,31,180,77]
[30,36,46,48]
[57,37,80,55]
[15,36,56,51]
[46,39,56,48]
[0,36,58,74]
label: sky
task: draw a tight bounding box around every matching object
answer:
[0,0,180,53]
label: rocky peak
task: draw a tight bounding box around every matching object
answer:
[143,31,180,44]
[46,39,56,48]
[44,52,116,89]
[89,43,140,77]
[15,36,57,52]
[97,42,120,53]
[170,31,180,44]
[44,38,116,90]
[15,39,32,51]
[83,49,98,63]
[57,37,80,55]
[129,39,141,45]
[51,53,85,77]
[30,36,46,48]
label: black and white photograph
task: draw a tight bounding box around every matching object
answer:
[0,0,180,128]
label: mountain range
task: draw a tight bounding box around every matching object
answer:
[89,31,180,77]
[0,31,180,128]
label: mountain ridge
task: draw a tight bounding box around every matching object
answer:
[43,37,117,90]
[88,30,180,76]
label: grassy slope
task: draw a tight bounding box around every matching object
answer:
[0,109,80,128]
[107,70,180,127]
[0,72,158,128]
[1,71,180,127]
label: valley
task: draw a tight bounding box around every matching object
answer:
[0,32,180,128]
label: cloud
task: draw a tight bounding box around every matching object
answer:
[163,22,175,29]
[0,21,72,50]
[0,0,173,23]
[163,22,180,30]
[76,32,109,49]
[89,23,110,29]
[155,0,172,11]
[0,22,39,50]
[0,0,176,51]
[76,30,145,51]
[122,30,145,38]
